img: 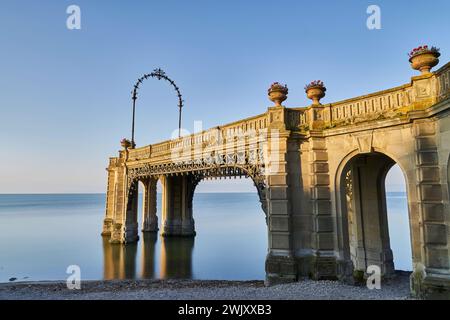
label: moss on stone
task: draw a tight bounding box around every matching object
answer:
[353,270,365,284]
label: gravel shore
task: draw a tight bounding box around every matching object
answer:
[0,272,413,300]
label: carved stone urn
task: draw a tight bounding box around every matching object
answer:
[409,46,440,75]
[268,82,288,107]
[305,80,326,105]
[120,138,132,149]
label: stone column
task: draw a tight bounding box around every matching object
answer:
[122,180,140,243]
[162,175,182,235]
[264,106,297,285]
[161,175,196,237]
[109,156,133,244]
[142,178,158,233]
[102,166,116,237]
[102,159,120,236]
[181,175,196,236]
[161,175,175,235]
[308,136,341,280]
[411,120,450,298]
[344,170,358,269]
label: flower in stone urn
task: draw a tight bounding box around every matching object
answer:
[305,80,326,105]
[268,82,288,107]
[120,138,132,149]
[408,45,440,75]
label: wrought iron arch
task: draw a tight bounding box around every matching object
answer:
[131,68,184,147]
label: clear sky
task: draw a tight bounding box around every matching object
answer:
[0,0,449,193]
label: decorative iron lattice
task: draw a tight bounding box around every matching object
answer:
[126,148,267,201]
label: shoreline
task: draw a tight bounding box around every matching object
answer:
[0,272,414,300]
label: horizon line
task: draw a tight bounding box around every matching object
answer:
[0,191,408,195]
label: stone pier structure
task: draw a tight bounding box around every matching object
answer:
[102,54,450,299]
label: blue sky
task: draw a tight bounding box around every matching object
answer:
[0,0,449,193]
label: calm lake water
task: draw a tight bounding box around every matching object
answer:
[0,192,411,283]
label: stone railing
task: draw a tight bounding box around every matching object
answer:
[125,59,450,161]
[296,62,450,130]
[288,108,309,128]
[437,62,450,100]
[127,113,269,163]
[327,84,412,125]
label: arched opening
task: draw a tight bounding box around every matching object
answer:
[339,152,412,278]
[136,178,161,234]
[124,177,162,240]
[191,176,267,280]
[385,165,412,271]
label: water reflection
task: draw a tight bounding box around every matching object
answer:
[160,237,194,279]
[0,193,408,282]
[141,233,158,278]
[102,234,194,280]
[102,237,138,279]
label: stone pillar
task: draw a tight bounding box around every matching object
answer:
[410,73,439,110]
[161,175,196,237]
[307,105,327,130]
[142,178,158,233]
[411,120,450,298]
[181,175,196,236]
[109,176,139,244]
[344,170,358,271]
[101,173,114,236]
[122,180,140,243]
[161,175,175,235]
[102,160,120,236]
[308,136,342,280]
[265,106,297,285]
[108,154,137,244]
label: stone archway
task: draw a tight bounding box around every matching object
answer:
[119,176,161,243]
[336,151,411,279]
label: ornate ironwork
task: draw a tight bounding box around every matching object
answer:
[124,149,268,218]
[131,68,184,147]
[126,148,266,201]
[127,161,265,186]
